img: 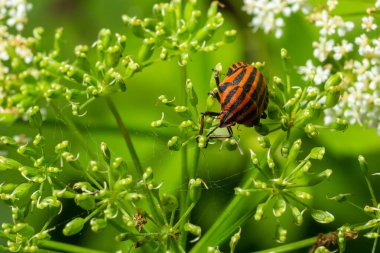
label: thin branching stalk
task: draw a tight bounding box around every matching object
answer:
[39,240,108,253]
[105,96,164,225]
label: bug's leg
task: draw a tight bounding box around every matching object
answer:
[208,88,221,103]
[199,111,221,136]
[212,68,220,87]
[208,126,244,155]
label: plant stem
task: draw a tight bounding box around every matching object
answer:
[178,63,190,248]
[105,97,143,177]
[190,132,286,252]
[251,236,317,253]
[372,226,380,253]
[364,175,378,207]
[105,96,164,225]
[39,240,108,253]
[50,102,97,160]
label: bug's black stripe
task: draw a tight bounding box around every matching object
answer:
[221,68,247,106]
[242,68,257,93]
[226,62,247,76]
[226,73,263,124]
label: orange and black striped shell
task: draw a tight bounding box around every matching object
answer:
[218,62,268,127]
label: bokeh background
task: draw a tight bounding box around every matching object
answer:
[1,0,380,252]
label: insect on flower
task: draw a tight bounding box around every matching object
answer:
[199,62,269,152]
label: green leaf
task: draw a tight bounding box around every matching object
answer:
[311,210,334,224]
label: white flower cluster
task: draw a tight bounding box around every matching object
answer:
[0,0,32,31]
[245,0,380,135]
[302,1,380,135]
[0,0,33,81]
[242,0,309,38]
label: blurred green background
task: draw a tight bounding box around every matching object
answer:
[1,0,380,252]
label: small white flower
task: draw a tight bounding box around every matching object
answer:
[361,16,377,32]
[376,0,380,8]
[298,60,330,84]
[333,40,353,60]
[313,37,334,62]
[327,0,338,11]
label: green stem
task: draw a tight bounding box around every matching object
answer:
[105,96,164,225]
[372,226,380,253]
[364,175,378,207]
[179,63,190,248]
[39,240,108,253]
[50,102,97,160]
[190,132,286,252]
[105,97,143,176]
[251,236,317,253]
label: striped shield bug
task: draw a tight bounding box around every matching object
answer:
[199,62,269,149]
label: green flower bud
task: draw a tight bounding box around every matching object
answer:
[63,217,85,236]
[324,73,342,91]
[174,105,191,118]
[54,27,64,55]
[111,157,128,178]
[100,142,111,163]
[327,193,350,203]
[311,210,334,224]
[273,76,285,91]
[114,176,133,191]
[280,48,288,59]
[291,206,304,226]
[325,85,341,108]
[28,106,42,129]
[104,205,118,219]
[162,3,177,32]
[223,138,238,151]
[229,228,241,253]
[254,124,269,136]
[254,203,266,221]
[17,144,37,158]
[123,16,145,38]
[306,169,332,186]
[287,139,301,163]
[53,188,76,199]
[358,155,368,176]
[257,136,270,149]
[189,178,203,203]
[184,222,201,242]
[330,118,348,131]
[294,191,312,200]
[310,147,325,160]
[234,187,250,197]
[37,196,62,209]
[168,136,182,151]
[106,45,122,67]
[364,232,380,239]
[55,140,69,154]
[12,223,35,237]
[249,149,259,165]
[125,193,144,201]
[273,196,287,217]
[187,10,201,32]
[207,247,221,253]
[197,135,207,149]
[161,193,178,212]
[0,136,18,146]
[75,193,96,210]
[281,140,290,157]
[23,245,38,253]
[275,225,287,243]
[0,156,22,171]
[158,95,175,106]
[223,29,237,43]
[160,47,168,60]
[11,183,33,202]
[253,178,267,189]
[186,79,198,107]
[138,37,156,62]
[179,120,193,128]
[305,124,319,138]
[90,218,107,232]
